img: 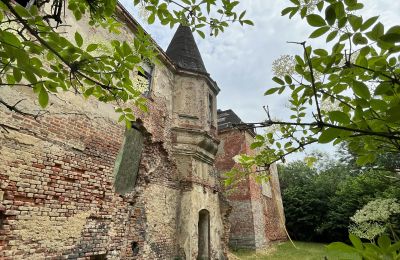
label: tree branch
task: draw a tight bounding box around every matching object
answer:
[233,119,400,141]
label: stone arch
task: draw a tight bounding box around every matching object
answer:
[198,209,210,260]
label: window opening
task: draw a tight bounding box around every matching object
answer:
[131,241,139,255]
[90,254,106,260]
[198,209,210,260]
[208,94,213,125]
[0,211,5,230]
[136,63,153,97]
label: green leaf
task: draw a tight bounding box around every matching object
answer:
[327,242,358,253]
[334,17,346,29]
[360,16,379,31]
[326,30,338,42]
[272,77,285,85]
[242,20,254,26]
[325,5,336,26]
[25,71,37,84]
[334,1,345,18]
[374,82,392,96]
[328,111,350,124]
[380,33,400,43]
[281,7,295,16]
[2,31,21,47]
[348,15,362,31]
[352,80,370,99]
[318,127,342,144]
[306,14,326,27]
[370,99,387,111]
[250,141,263,149]
[74,32,83,47]
[148,13,155,24]
[314,49,328,56]
[344,0,357,7]
[38,87,49,108]
[356,154,375,165]
[197,30,205,39]
[284,75,292,84]
[309,26,330,38]
[84,87,94,98]
[13,68,22,82]
[387,104,400,121]
[349,234,363,250]
[377,235,391,249]
[264,87,280,95]
[366,22,384,41]
[86,44,98,52]
[353,32,368,45]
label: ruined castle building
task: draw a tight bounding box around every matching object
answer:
[215,110,287,250]
[0,3,229,259]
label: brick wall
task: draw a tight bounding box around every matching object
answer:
[215,128,287,250]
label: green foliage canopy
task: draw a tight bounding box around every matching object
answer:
[233,0,400,172]
[279,155,400,242]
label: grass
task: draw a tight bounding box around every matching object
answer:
[230,241,358,260]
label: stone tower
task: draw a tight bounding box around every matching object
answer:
[166,25,227,259]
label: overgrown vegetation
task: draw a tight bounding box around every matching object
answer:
[279,147,400,243]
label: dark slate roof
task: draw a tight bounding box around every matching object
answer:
[166,24,207,74]
[217,109,256,136]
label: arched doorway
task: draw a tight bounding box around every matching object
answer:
[198,209,210,260]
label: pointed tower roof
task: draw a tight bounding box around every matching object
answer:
[166,24,207,74]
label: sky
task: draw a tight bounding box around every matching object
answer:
[120,0,400,160]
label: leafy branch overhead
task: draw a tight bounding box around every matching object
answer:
[232,0,400,174]
[0,0,251,127]
[135,0,253,38]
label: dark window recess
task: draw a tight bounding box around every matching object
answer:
[113,125,144,195]
[131,241,139,255]
[0,212,5,229]
[138,66,153,97]
[90,254,107,260]
[208,94,213,124]
[198,209,210,260]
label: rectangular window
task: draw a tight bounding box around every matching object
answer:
[136,63,153,97]
[208,94,213,125]
[0,211,5,230]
